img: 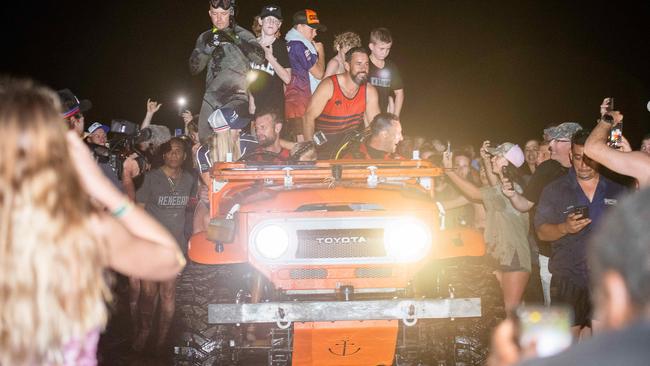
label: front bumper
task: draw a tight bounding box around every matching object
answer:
[208,298,480,326]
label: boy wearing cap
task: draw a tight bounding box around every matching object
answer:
[368,28,405,116]
[249,5,291,116]
[284,9,326,141]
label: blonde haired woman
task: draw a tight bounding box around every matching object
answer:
[0,79,185,365]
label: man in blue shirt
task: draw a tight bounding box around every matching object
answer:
[535,129,627,337]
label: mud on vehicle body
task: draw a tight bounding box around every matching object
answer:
[173,160,503,366]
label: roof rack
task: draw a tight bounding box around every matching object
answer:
[212,159,443,182]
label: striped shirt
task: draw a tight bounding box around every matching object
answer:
[315,75,366,135]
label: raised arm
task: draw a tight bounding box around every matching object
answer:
[479,140,499,187]
[141,98,161,129]
[443,151,483,201]
[182,109,194,135]
[585,111,650,187]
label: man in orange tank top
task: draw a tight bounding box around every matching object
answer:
[303,46,380,159]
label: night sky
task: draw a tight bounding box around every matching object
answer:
[3,0,650,147]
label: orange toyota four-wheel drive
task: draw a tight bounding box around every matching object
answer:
[173,159,504,366]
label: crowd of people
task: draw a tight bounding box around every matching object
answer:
[2,0,650,365]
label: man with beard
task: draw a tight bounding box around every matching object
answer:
[189,0,264,143]
[240,109,291,162]
[303,46,380,159]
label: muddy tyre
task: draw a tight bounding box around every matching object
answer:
[173,262,249,366]
[415,256,505,365]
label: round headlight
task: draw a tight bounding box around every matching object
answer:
[255,225,290,259]
[384,219,430,262]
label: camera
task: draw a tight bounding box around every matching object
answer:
[87,119,152,179]
[501,166,511,181]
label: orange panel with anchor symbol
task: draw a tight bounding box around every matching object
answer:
[291,320,398,366]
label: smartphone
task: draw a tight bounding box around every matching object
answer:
[516,305,573,358]
[175,128,183,137]
[571,205,590,219]
[608,122,623,148]
[501,166,513,182]
[313,130,327,146]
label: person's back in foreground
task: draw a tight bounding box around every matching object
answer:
[0,79,185,365]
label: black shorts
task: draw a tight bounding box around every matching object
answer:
[550,276,592,327]
[499,251,529,273]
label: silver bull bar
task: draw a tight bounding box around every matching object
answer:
[208,298,481,328]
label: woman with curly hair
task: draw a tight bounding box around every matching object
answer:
[0,79,185,365]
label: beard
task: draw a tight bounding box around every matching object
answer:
[257,134,275,148]
[352,71,368,85]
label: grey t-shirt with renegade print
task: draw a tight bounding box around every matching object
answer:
[136,168,194,246]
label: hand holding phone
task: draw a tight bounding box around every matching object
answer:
[608,122,623,148]
[517,305,573,358]
[564,206,592,234]
[571,205,589,219]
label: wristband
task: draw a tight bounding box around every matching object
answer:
[111,201,134,218]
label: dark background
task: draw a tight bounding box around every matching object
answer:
[3,0,649,147]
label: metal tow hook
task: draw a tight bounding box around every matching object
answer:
[367,166,378,188]
[402,303,418,327]
[283,167,293,188]
[276,307,291,329]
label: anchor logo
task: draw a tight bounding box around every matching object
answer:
[328,338,361,356]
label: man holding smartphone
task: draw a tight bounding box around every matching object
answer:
[534,129,626,337]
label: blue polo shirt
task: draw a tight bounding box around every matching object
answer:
[534,169,627,286]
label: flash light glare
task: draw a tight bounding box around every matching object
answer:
[246,71,258,84]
